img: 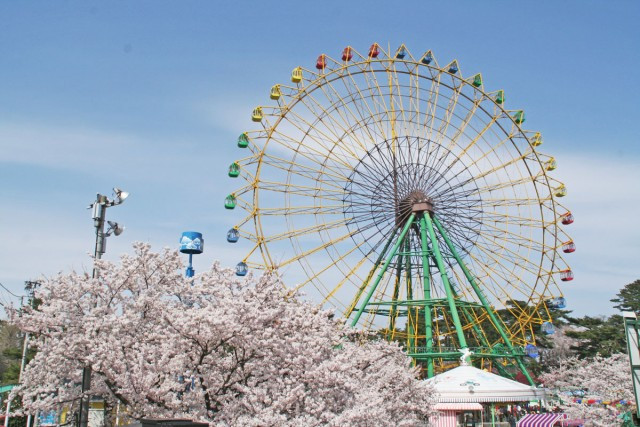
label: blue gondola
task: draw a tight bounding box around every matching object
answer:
[422,51,433,65]
[549,297,566,309]
[236,261,248,276]
[541,321,555,335]
[525,344,539,358]
[227,228,240,243]
[396,46,406,59]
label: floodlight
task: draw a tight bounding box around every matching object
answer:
[113,187,129,204]
[106,221,125,237]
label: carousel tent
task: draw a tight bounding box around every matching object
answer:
[425,364,547,403]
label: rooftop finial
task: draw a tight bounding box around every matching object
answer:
[459,348,473,366]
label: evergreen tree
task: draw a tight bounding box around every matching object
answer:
[0,321,22,384]
[611,279,640,312]
[565,315,626,358]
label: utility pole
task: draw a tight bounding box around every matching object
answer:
[78,188,128,427]
[4,282,39,427]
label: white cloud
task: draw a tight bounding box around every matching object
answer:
[0,121,206,186]
[0,122,139,170]
[552,150,640,315]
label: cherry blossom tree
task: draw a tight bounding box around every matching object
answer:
[9,243,436,426]
[539,353,633,427]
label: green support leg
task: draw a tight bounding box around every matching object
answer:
[351,214,416,327]
[419,215,435,378]
[388,247,404,337]
[405,238,414,353]
[345,227,398,319]
[432,215,535,386]
[423,213,468,350]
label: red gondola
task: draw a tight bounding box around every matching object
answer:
[560,211,574,225]
[560,269,574,282]
[342,46,353,62]
[316,54,326,70]
[368,43,380,58]
[562,240,576,253]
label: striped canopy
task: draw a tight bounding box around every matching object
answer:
[516,413,569,426]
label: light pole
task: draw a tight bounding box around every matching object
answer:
[78,188,128,427]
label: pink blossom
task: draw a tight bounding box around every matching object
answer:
[10,243,436,425]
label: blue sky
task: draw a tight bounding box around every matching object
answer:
[1,1,638,316]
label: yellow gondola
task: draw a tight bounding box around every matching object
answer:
[270,85,281,100]
[545,158,557,171]
[291,66,303,83]
[252,107,263,122]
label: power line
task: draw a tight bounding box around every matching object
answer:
[0,282,26,298]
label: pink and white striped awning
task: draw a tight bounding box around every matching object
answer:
[516,413,568,426]
[434,403,483,411]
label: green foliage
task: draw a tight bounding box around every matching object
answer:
[565,314,626,358]
[555,279,640,359]
[1,281,41,385]
[0,321,22,385]
[611,279,640,312]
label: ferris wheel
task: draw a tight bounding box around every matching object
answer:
[224,43,574,381]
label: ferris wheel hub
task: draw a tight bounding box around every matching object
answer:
[396,189,434,225]
[412,201,433,213]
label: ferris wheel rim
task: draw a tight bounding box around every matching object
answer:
[226,44,573,350]
[251,63,559,288]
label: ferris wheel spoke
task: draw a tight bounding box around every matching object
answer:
[408,64,424,135]
[433,116,502,184]
[388,65,416,140]
[473,210,544,228]
[294,86,373,155]
[275,110,363,165]
[466,253,540,308]
[451,136,532,191]
[470,241,543,293]
[445,98,484,150]
[459,156,540,194]
[429,102,490,177]
[421,68,443,144]
[262,218,350,243]
[277,228,360,268]
[259,204,345,216]
[259,180,346,201]
[267,130,354,180]
[233,212,259,235]
[388,61,422,137]
[431,146,519,199]
[360,67,392,128]
[323,74,395,149]
[427,78,465,164]
[291,234,372,299]
[335,71,390,141]
[269,114,354,168]
[261,153,348,189]
[475,223,545,258]
[471,178,543,198]
[322,226,399,307]
[478,197,542,208]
